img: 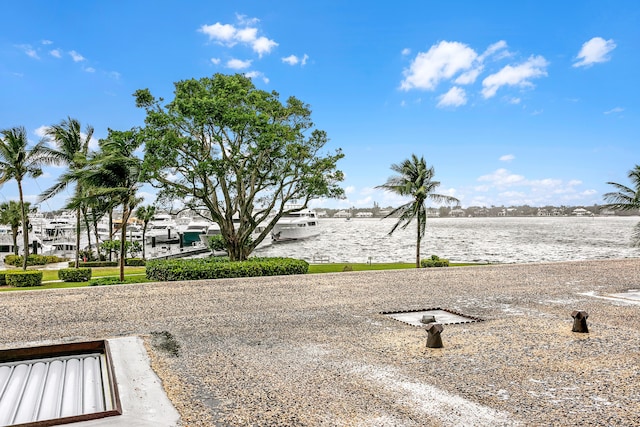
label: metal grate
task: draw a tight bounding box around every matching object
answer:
[382,308,483,326]
[0,341,121,427]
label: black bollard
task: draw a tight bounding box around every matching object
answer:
[571,310,589,333]
[425,323,444,348]
[420,314,436,324]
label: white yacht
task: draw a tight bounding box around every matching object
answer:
[271,208,320,242]
[145,213,179,244]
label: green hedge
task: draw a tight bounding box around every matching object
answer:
[68,259,146,267]
[5,271,43,287]
[58,268,92,282]
[5,254,66,266]
[146,257,309,282]
[89,277,123,286]
[420,255,450,268]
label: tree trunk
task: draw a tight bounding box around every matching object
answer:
[74,207,81,268]
[11,229,18,256]
[18,181,29,271]
[415,218,421,268]
[119,204,128,282]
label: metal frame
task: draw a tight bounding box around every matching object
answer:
[0,340,122,427]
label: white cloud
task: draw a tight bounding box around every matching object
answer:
[401,48,411,56]
[41,40,53,45]
[400,41,478,91]
[478,168,526,187]
[236,27,258,43]
[604,107,623,115]
[244,71,269,84]
[199,18,278,57]
[84,67,96,73]
[455,67,482,85]
[479,40,510,61]
[69,50,85,62]
[252,36,278,57]
[226,58,252,69]
[199,23,236,43]
[481,55,548,98]
[344,186,356,195]
[210,58,221,65]
[437,86,467,108]
[49,49,62,58]
[282,54,309,66]
[573,37,616,68]
[499,154,515,162]
[17,44,39,59]
[467,168,593,206]
[34,125,49,139]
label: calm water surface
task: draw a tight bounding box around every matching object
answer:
[254,216,640,264]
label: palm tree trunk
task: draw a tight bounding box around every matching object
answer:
[415,219,421,268]
[75,207,81,268]
[17,181,29,271]
[119,204,129,281]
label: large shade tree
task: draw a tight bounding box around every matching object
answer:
[603,164,640,247]
[135,73,344,261]
[0,127,53,270]
[376,154,459,268]
[38,117,94,268]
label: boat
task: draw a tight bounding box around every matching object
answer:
[180,219,214,246]
[271,208,320,242]
[145,214,179,244]
[198,221,272,249]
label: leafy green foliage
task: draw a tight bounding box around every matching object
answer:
[58,268,92,282]
[69,261,119,267]
[420,255,450,268]
[136,73,344,261]
[376,154,459,267]
[5,270,43,287]
[145,257,309,281]
[207,234,226,252]
[5,254,66,266]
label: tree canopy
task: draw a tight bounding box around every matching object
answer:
[135,73,344,260]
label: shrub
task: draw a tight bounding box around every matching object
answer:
[420,255,450,268]
[89,277,123,286]
[125,258,146,266]
[58,268,92,282]
[146,257,309,282]
[5,271,43,287]
[5,254,66,266]
[68,261,119,267]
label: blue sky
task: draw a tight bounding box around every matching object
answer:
[1,1,638,211]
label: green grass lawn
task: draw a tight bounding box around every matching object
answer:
[0,266,149,292]
[1,262,487,292]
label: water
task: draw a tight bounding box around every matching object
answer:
[252,217,640,264]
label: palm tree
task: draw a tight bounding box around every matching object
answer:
[38,117,93,268]
[0,200,28,255]
[376,154,459,268]
[0,126,53,270]
[603,164,640,247]
[79,129,143,280]
[135,204,156,260]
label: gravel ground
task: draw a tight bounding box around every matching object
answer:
[1,259,639,426]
